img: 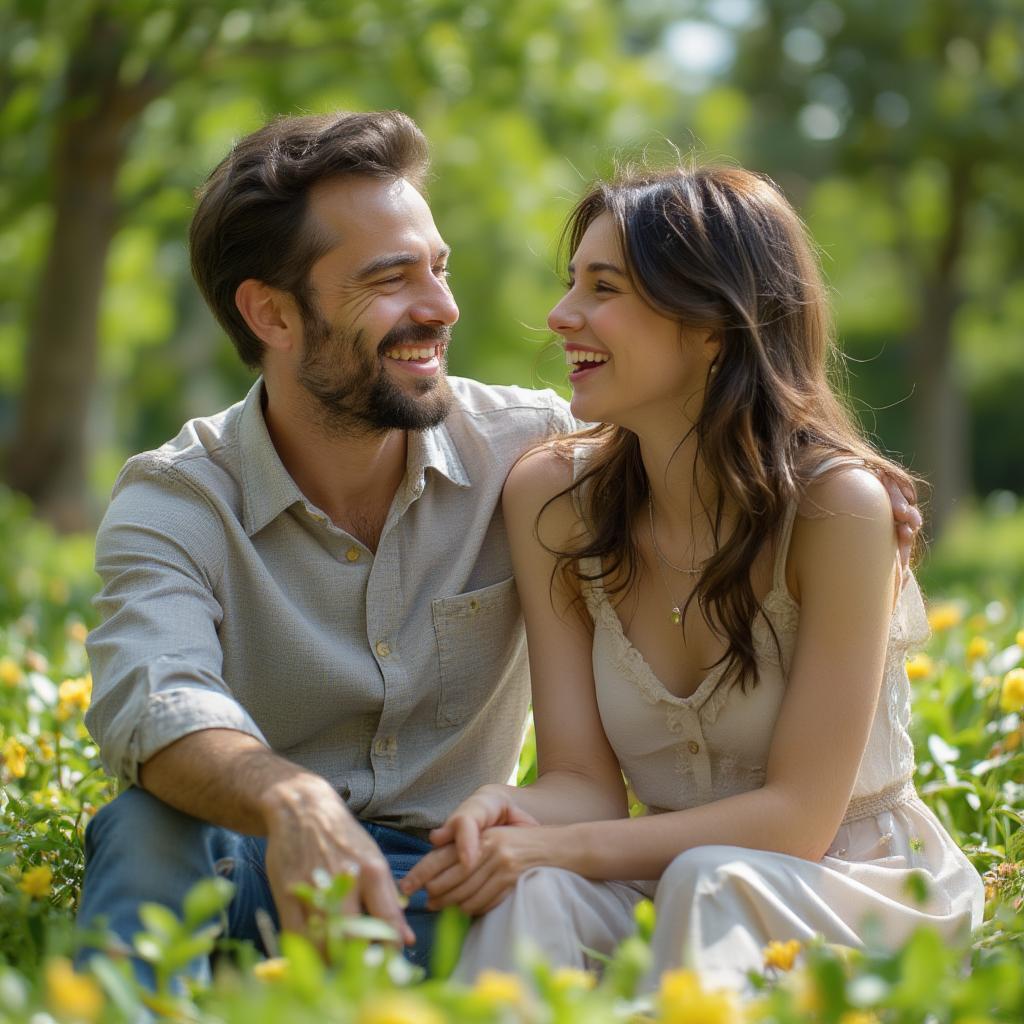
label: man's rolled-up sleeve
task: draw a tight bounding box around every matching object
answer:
[85,462,268,787]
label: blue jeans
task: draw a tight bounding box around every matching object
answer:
[77,787,435,984]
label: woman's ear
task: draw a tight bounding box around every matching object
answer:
[235,279,303,354]
[705,330,722,374]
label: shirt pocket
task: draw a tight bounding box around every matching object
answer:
[432,576,522,727]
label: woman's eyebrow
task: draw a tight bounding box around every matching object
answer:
[567,260,627,276]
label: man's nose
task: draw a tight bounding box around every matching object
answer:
[410,277,459,326]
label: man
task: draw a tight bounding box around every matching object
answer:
[79,110,573,974]
[80,110,920,977]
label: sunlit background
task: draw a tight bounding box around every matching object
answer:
[1,0,1022,592]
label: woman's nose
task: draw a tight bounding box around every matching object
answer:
[547,296,583,335]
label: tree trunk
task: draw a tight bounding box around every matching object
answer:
[4,6,161,531]
[908,162,972,539]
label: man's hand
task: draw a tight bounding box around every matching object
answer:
[879,473,922,576]
[260,773,414,946]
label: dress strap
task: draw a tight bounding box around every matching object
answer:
[770,455,867,593]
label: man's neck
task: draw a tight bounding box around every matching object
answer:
[262,384,409,549]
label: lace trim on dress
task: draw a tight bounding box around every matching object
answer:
[841,776,917,824]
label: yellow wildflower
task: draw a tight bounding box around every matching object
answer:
[0,656,23,687]
[19,864,53,899]
[966,637,992,662]
[472,969,529,1009]
[57,674,92,720]
[658,969,741,1024]
[763,938,802,972]
[926,603,962,631]
[45,958,104,1024]
[252,957,289,982]
[905,653,934,680]
[67,622,89,645]
[1000,669,1024,714]
[551,966,597,992]
[37,735,55,761]
[781,968,822,1015]
[838,1013,880,1024]
[1016,629,1024,649]
[355,992,445,1024]
[3,737,28,778]
[966,613,989,633]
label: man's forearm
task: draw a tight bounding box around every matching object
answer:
[139,727,333,836]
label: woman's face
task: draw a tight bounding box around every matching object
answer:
[547,212,714,430]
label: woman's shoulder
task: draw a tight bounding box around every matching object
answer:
[796,459,893,526]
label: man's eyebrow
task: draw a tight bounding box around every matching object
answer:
[567,260,627,276]
[356,245,451,280]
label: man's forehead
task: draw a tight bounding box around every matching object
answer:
[307,176,444,259]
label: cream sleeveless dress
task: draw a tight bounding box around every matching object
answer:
[454,470,984,991]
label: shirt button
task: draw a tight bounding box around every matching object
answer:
[345,546,360,562]
[307,507,326,523]
[687,741,700,754]
[375,640,391,658]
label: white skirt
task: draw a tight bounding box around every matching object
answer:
[452,797,984,991]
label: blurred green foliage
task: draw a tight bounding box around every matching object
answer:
[0,0,1021,520]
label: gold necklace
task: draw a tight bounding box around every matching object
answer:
[647,493,702,626]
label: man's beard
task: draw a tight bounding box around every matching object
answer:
[296,308,453,436]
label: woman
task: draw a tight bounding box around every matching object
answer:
[401,165,984,990]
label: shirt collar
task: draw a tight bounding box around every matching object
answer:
[238,379,307,536]
[238,378,472,536]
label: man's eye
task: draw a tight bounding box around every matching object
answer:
[434,266,451,279]
[377,276,403,286]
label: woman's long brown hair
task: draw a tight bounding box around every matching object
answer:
[546,165,917,691]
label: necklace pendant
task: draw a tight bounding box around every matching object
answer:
[670,606,682,626]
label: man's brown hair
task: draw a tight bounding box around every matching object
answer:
[189,110,429,367]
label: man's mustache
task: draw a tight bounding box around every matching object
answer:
[377,323,452,355]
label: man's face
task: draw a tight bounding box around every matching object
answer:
[295,176,459,435]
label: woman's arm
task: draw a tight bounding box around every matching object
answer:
[492,446,629,825]
[410,467,899,908]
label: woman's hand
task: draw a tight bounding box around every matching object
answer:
[431,786,539,871]
[404,825,559,916]
[400,786,539,900]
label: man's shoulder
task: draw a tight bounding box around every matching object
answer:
[447,376,572,428]
[110,393,249,513]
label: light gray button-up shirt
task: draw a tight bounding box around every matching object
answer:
[85,376,574,833]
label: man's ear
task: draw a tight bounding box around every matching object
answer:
[235,279,302,353]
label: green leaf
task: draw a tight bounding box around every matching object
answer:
[430,905,470,980]
[137,902,181,941]
[182,876,235,930]
[279,931,325,999]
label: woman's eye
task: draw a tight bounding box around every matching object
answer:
[594,281,617,293]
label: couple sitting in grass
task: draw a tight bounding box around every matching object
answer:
[79,110,983,991]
